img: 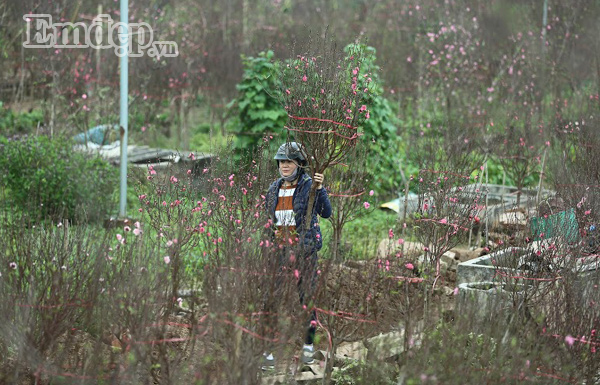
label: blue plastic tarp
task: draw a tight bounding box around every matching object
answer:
[73,125,118,145]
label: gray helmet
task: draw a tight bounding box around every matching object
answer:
[274,142,306,162]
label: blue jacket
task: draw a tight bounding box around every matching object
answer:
[266,172,332,251]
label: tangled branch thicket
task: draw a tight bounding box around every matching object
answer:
[1,39,600,385]
[277,39,375,229]
[278,40,372,168]
[1,132,599,384]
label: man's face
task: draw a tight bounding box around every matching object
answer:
[279,159,298,177]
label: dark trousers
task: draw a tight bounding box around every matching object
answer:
[263,246,318,345]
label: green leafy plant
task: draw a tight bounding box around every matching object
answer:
[189,123,230,153]
[230,50,287,154]
[343,44,401,196]
[0,104,44,137]
[343,44,397,143]
[0,135,118,222]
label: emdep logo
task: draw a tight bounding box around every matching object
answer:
[23,14,178,59]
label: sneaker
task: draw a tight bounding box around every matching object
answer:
[261,352,275,371]
[300,344,314,364]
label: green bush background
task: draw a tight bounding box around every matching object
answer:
[0,135,118,223]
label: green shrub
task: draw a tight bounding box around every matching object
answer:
[344,44,402,197]
[230,50,287,154]
[0,135,118,222]
[189,124,231,153]
[0,104,44,136]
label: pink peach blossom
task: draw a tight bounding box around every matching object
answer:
[565,335,575,346]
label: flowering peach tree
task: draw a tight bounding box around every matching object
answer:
[326,137,373,261]
[277,40,373,233]
[411,125,485,289]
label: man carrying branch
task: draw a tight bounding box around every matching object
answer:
[261,39,371,370]
[262,141,331,369]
